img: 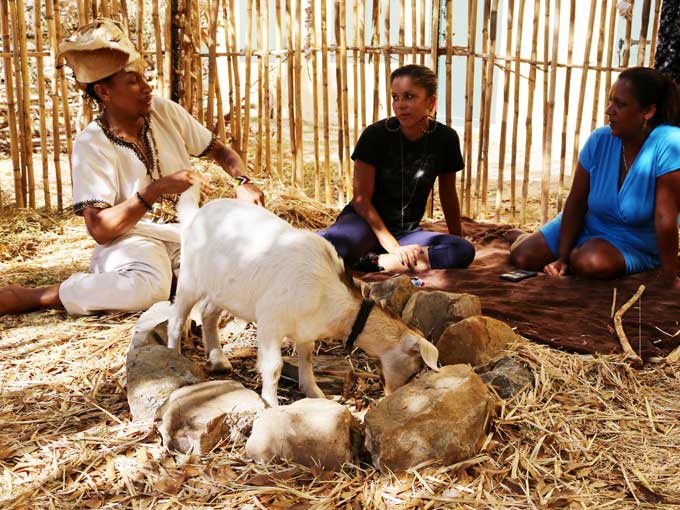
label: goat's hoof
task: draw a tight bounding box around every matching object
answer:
[209,353,232,374]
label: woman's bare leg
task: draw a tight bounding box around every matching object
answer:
[377,248,431,272]
[0,284,62,316]
[509,232,556,271]
[569,239,626,279]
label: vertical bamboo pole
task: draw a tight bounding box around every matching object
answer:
[370,0,380,122]
[215,67,226,142]
[352,0,359,144]
[445,0,452,127]
[430,0,440,73]
[495,0,515,222]
[136,0,143,53]
[340,0,351,195]
[45,0,63,210]
[359,0,366,130]
[398,0,404,67]
[207,0,219,129]
[193,0,204,124]
[223,0,235,138]
[419,0,425,65]
[311,0,321,197]
[1,0,23,207]
[182,0,193,113]
[54,0,73,180]
[35,0,51,209]
[636,0,652,66]
[76,0,93,127]
[590,0,607,132]
[557,0,575,212]
[225,0,242,153]
[286,0,297,184]
[411,0,416,63]
[334,1,345,201]
[153,0,164,95]
[100,0,110,17]
[622,2,632,66]
[604,0,616,125]
[383,0,391,115]
[649,0,662,66]
[463,0,478,216]
[120,0,130,35]
[295,0,304,185]
[541,0,560,224]
[264,0,272,175]
[473,0,490,217]
[509,0,526,221]
[274,0,283,178]
[570,0,597,201]
[77,0,86,25]
[520,0,540,225]
[163,0,171,97]
[321,0,331,203]
[244,0,254,168]
[255,0,263,173]
[480,0,498,215]
[112,0,120,18]
[16,0,35,207]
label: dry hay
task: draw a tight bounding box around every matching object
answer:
[2,180,680,509]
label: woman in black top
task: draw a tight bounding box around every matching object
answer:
[320,64,475,271]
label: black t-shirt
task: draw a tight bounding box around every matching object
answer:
[350,118,464,237]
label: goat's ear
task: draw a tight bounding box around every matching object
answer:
[405,334,440,371]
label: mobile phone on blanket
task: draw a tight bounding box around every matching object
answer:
[500,269,538,282]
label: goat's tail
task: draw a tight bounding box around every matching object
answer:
[176,182,201,228]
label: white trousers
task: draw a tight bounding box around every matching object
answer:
[59,233,180,316]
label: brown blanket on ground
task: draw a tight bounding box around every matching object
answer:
[361,219,680,360]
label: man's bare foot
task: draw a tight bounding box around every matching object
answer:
[0,284,62,316]
[377,249,431,272]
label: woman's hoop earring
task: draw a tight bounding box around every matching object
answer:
[642,117,648,132]
[421,116,437,134]
[385,117,400,132]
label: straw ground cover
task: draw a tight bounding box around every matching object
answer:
[2,170,680,509]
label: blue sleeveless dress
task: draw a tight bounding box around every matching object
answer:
[540,125,680,273]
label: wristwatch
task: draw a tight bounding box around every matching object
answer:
[234,175,251,187]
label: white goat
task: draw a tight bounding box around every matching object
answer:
[168,192,439,407]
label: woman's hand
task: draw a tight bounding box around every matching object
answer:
[236,182,265,207]
[544,258,569,276]
[151,170,213,197]
[389,244,423,268]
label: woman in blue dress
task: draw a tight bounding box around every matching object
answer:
[510,67,680,290]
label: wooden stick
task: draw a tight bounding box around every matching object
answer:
[45,0,63,210]
[16,0,35,208]
[541,0,560,224]
[444,0,452,127]
[520,0,540,225]
[214,63,226,142]
[636,0,652,66]
[163,0,171,97]
[0,0,22,207]
[509,0,526,221]
[120,0,130,35]
[54,0,73,182]
[100,0,111,17]
[419,0,425,65]
[153,0,164,97]
[286,0,297,185]
[495,0,514,222]
[136,0,143,53]
[295,0,304,186]
[569,0,597,206]
[35,0,51,209]
[610,287,618,318]
[339,0,351,196]
[411,0,416,63]
[321,0,331,203]
[589,0,607,132]
[255,0,263,173]
[112,0,119,19]
[352,0,359,145]
[474,0,490,218]
[463,0,478,216]
[244,0,254,168]
[430,0,439,73]
[613,285,645,367]
[193,0,203,124]
[622,1,632,66]
[370,0,380,122]
[207,0,219,130]
[480,0,498,215]
[263,0,271,176]
[648,0,662,66]
[398,0,404,68]
[383,0,391,117]
[604,0,616,125]
[359,0,366,130]
[275,0,283,178]
[225,0,242,152]
[557,0,575,213]
[311,0,321,197]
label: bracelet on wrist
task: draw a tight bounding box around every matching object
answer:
[234,175,251,188]
[136,191,153,211]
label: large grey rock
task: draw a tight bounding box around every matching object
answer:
[246,398,352,470]
[126,344,205,421]
[368,275,417,315]
[364,364,493,473]
[402,290,482,342]
[437,316,522,367]
[480,357,534,399]
[157,380,264,454]
[129,301,173,352]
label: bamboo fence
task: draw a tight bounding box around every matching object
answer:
[0,0,663,224]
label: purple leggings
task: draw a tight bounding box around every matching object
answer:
[318,209,475,269]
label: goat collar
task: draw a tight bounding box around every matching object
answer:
[345,299,375,351]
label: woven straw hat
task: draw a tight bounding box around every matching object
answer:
[57,18,145,84]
